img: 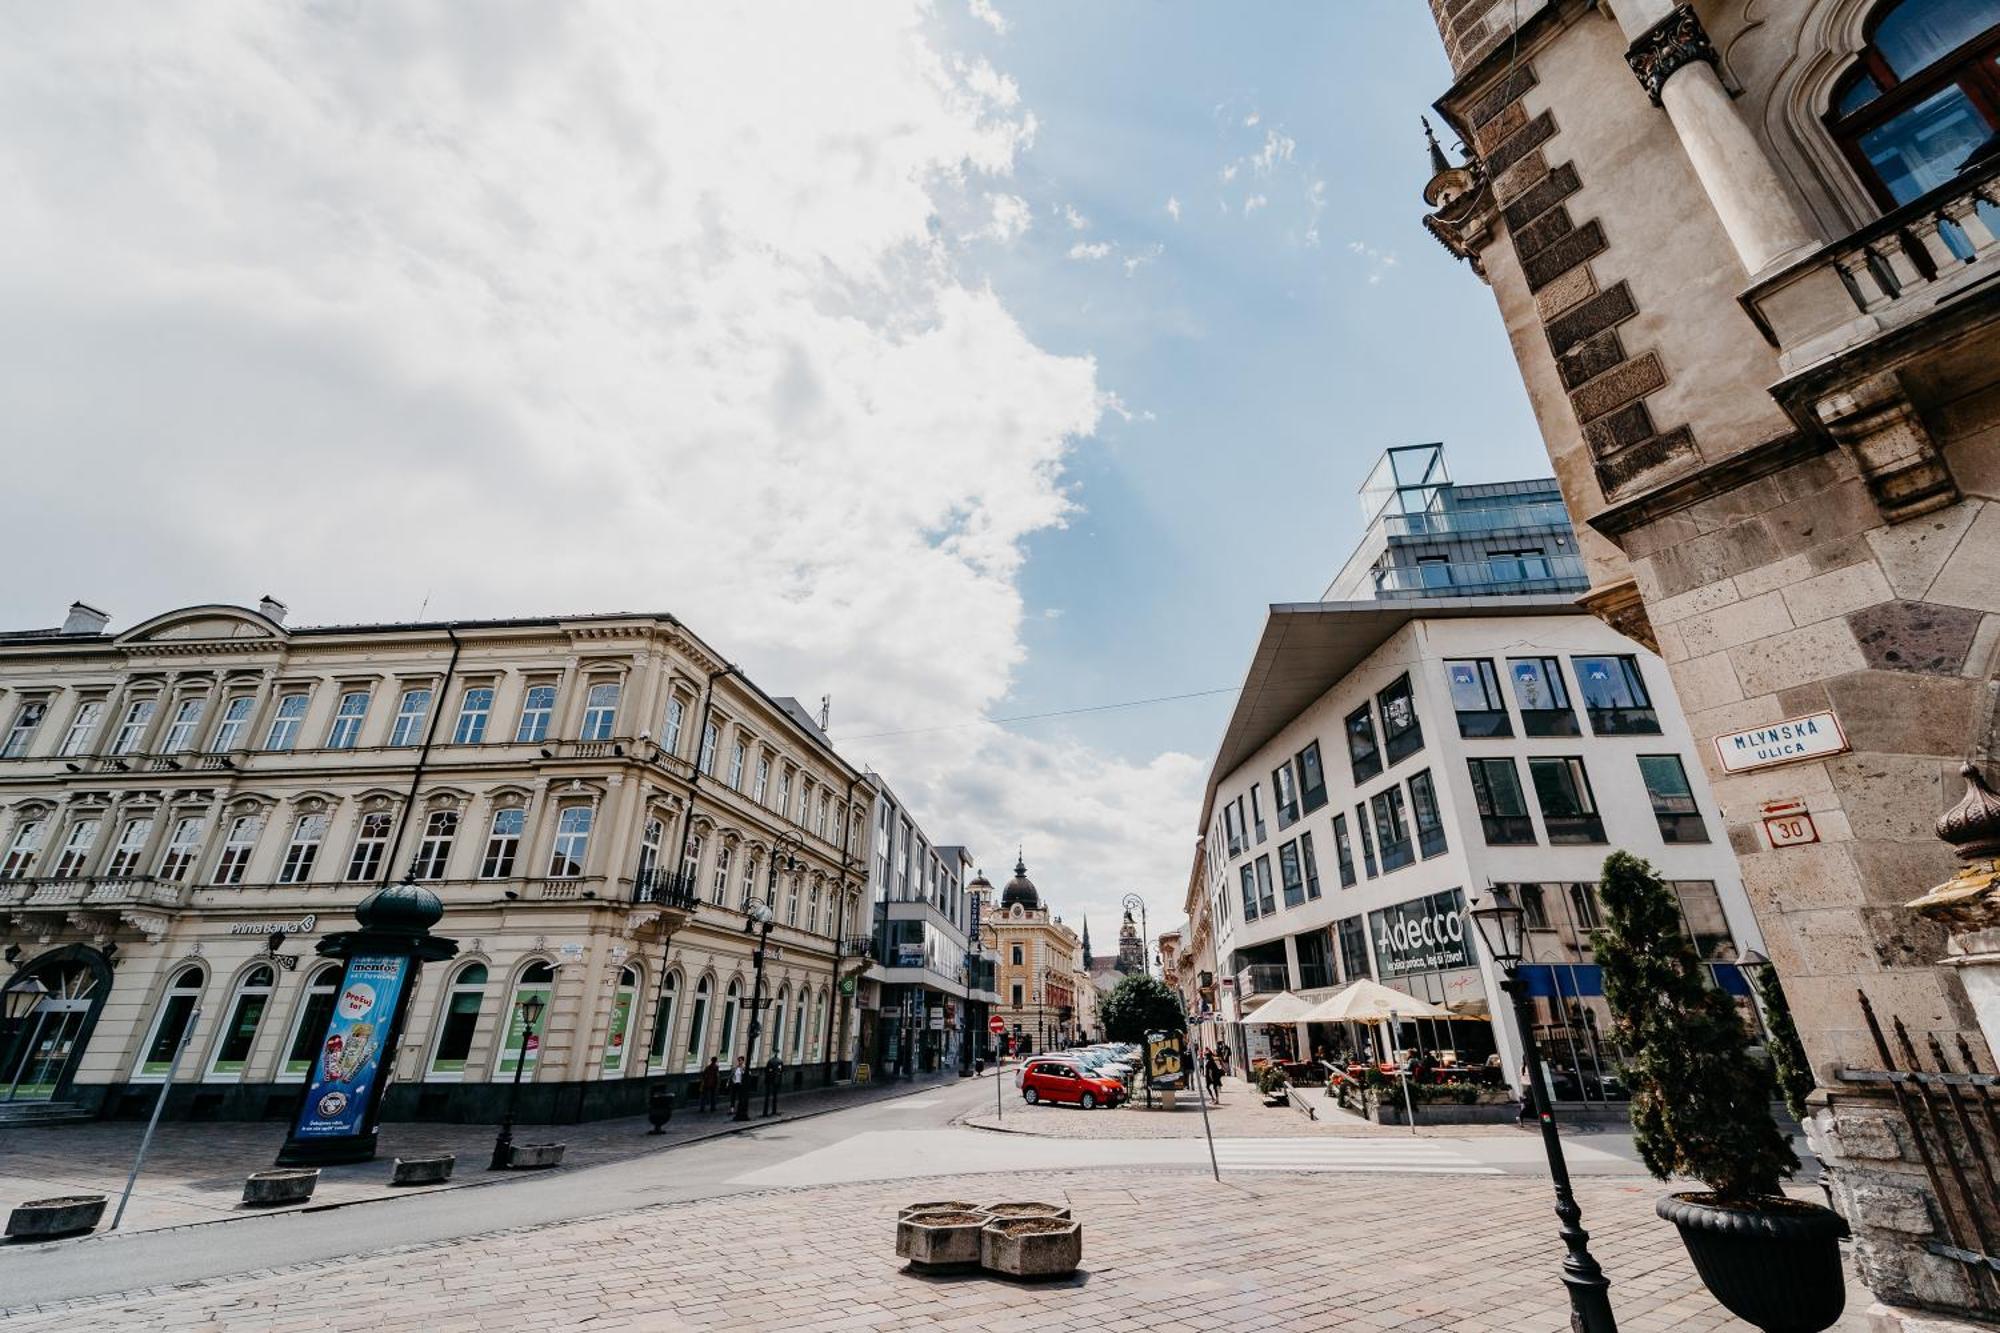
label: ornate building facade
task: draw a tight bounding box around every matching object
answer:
[979,855,1081,1053]
[1422,1,2000,1324]
[0,601,872,1123]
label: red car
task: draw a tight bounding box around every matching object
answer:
[1016,1058,1121,1109]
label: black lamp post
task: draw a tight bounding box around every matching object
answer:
[1470,886,1618,1333]
[489,990,546,1170]
[1121,892,1149,978]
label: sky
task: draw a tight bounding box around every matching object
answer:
[0,1,1547,949]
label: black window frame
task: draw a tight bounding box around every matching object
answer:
[1336,916,1371,982]
[1528,756,1607,845]
[1444,658,1512,738]
[1574,655,1662,735]
[1296,741,1329,814]
[1370,787,1414,872]
[1345,704,1382,784]
[1331,813,1357,887]
[1467,757,1537,845]
[1299,830,1322,900]
[1278,839,1306,908]
[1639,753,1710,844]
[1377,674,1425,765]
[1250,784,1267,844]
[1506,656,1580,737]
[1273,762,1301,830]
[1354,802,1378,878]
[1240,863,1260,922]
[1408,769,1448,859]
[1824,4,2000,212]
[1254,854,1277,916]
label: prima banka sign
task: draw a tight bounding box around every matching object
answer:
[1369,888,1471,979]
[1714,710,1849,775]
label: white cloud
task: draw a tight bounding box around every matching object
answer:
[1305,178,1327,247]
[1122,242,1164,277]
[967,0,1009,35]
[1243,194,1268,215]
[977,191,1032,244]
[1243,111,1260,127]
[1061,202,1090,230]
[1347,238,1401,283]
[1067,240,1112,261]
[1219,163,1238,183]
[0,1,1199,938]
[1250,129,1295,175]
[1164,195,1181,222]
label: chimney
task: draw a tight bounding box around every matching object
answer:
[61,602,110,635]
[258,595,288,624]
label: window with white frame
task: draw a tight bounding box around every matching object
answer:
[700,721,719,775]
[52,818,100,877]
[516,684,557,743]
[208,964,275,1079]
[807,880,821,933]
[161,697,206,753]
[649,971,680,1071]
[663,695,686,755]
[212,813,261,884]
[547,805,594,878]
[389,688,433,747]
[58,699,105,756]
[278,813,329,883]
[791,990,808,1062]
[815,793,828,840]
[770,987,787,1063]
[157,815,204,882]
[778,767,794,817]
[263,693,308,751]
[718,980,741,1061]
[346,812,393,881]
[110,698,155,754]
[326,691,369,749]
[105,817,153,877]
[428,962,488,1076]
[2,816,48,878]
[495,963,556,1077]
[753,756,770,803]
[681,833,703,887]
[786,873,799,925]
[2,698,47,758]
[411,810,458,880]
[683,976,711,1070]
[740,852,758,908]
[136,966,205,1077]
[581,681,620,741]
[280,964,341,1080]
[711,844,731,904]
[728,739,746,789]
[635,816,664,883]
[453,687,493,744]
[797,781,812,826]
[602,965,640,1075]
[482,808,525,878]
[211,695,254,751]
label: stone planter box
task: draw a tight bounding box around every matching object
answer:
[392,1154,456,1186]
[242,1169,319,1207]
[5,1195,106,1241]
[980,1215,1082,1279]
[896,1209,989,1271]
[980,1202,1073,1221]
[1363,1095,1517,1126]
[506,1142,566,1169]
[898,1200,981,1220]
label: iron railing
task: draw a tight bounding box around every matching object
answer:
[631,868,700,911]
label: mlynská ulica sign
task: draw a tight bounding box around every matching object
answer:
[1713,710,1849,775]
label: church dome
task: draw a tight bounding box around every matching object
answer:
[1000,852,1041,911]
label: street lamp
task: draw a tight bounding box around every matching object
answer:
[1469,886,1618,1333]
[489,990,546,1170]
[738,838,797,1121]
[1121,892,1149,978]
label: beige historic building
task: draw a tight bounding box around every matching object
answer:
[978,855,1082,1053]
[0,600,873,1124]
[1423,0,2000,1324]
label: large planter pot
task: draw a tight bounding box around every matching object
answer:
[895,1209,989,1271]
[5,1195,106,1241]
[242,1169,319,1207]
[1656,1193,1849,1333]
[979,1215,1082,1280]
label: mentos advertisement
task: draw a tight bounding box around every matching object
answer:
[293,954,411,1141]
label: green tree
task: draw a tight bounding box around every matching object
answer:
[1754,963,1815,1123]
[1099,973,1185,1044]
[1594,850,1797,1202]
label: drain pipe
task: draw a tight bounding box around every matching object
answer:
[381,625,463,886]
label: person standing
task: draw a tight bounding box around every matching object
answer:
[730,1055,748,1117]
[763,1053,783,1116]
[699,1056,720,1114]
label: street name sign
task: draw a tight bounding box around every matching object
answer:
[1714,710,1849,775]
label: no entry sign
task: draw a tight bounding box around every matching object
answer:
[988,1015,1007,1035]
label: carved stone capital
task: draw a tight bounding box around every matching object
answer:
[1624,4,1717,107]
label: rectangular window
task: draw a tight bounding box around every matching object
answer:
[1299,830,1322,899]
[1371,787,1413,871]
[1330,813,1356,887]
[1355,803,1378,878]
[3,699,47,757]
[1296,741,1329,814]
[212,815,260,884]
[581,682,620,741]
[1223,800,1244,858]
[1278,840,1306,908]
[346,812,392,881]
[2,818,47,878]
[777,767,793,815]
[1345,704,1382,784]
[411,810,458,880]
[728,740,746,789]
[58,700,105,756]
[156,816,204,882]
[548,806,593,877]
[516,685,557,743]
[389,688,433,747]
[1408,770,1447,859]
[754,756,770,803]
[1639,754,1709,843]
[1253,854,1277,915]
[1444,658,1511,738]
[105,817,153,877]
[326,691,370,749]
[1506,658,1578,737]
[1337,916,1371,982]
[1239,863,1259,922]
[700,722,719,775]
[1011,983,1024,1008]
[54,820,98,877]
[278,814,329,884]
[682,833,703,887]
[453,687,493,744]
[1250,784,1266,844]
[1273,763,1300,829]
[1575,655,1661,735]
[1468,757,1536,844]
[111,698,156,754]
[1377,674,1424,765]
[211,695,254,751]
[711,844,731,903]
[1011,943,1024,965]
[663,695,686,755]
[263,693,308,751]
[1529,757,1607,844]
[161,698,206,753]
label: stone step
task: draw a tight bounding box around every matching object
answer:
[0,1101,93,1125]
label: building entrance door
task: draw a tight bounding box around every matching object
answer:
[4,961,103,1102]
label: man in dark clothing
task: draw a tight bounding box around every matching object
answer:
[699,1056,719,1113]
[1204,1052,1224,1105]
[763,1054,783,1115]
[730,1055,748,1116]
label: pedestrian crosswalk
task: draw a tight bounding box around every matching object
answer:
[1210,1138,1503,1175]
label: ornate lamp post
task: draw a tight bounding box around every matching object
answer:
[1121,892,1149,977]
[1470,886,1618,1333]
[737,836,799,1121]
[489,990,546,1170]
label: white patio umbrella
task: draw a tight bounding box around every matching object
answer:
[1241,991,1314,1024]
[1299,979,1451,1024]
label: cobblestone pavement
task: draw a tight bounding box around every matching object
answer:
[959,1077,1533,1139]
[0,1168,1873,1332]
[0,1069,970,1234]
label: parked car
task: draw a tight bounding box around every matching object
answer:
[1018,1058,1123,1109]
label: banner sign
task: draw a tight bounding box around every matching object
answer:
[895,942,926,968]
[1144,1029,1188,1090]
[1368,888,1471,979]
[968,891,982,940]
[292,953,410,1142]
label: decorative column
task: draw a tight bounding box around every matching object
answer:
[1615,1,1818,277]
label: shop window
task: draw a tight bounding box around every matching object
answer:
[601,966,639,1075]
[1639,755,1709,843]
[1345,704,1382,784]
[1370,787,1413,872]
[430,963,490,1077]
[1331,813,1357,888]
[1529,757,1607,844]
[1408,770,1448,859]
[1826,0,2000,210]
[137,966,205,1078]
[1278,840,1306,908]
[282,965,341,1080]
[1296,741,1329,813]
[1377,675,1424,765]
[1506,658,1579,737]
[1468,758,1537,845]
[496,962,556,1077]
[208,965,276,1079]
[1574,656,1660,736]
[683,976,712,1072]
[769,987,788,1065]
[1337,916,1371,982]
[1669,880,1738,962]
[1444,658,1512,738]
[718,981,742,1062]
[650,972,681,1071]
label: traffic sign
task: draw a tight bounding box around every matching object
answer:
[988,1015,1007,1035]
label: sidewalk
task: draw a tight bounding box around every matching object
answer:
[960,1075,1531,1138]
[0,1069,973,1236]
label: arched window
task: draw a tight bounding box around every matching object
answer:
[718,980,742,1062]
[790,989,808,1063]
[208,964,276,1079]
[136,966,205,1078]
[635,817,664,884]
[682,976,711,1071]
[281,964,342,1081]
[495,962,555,1078]
[601,965,640,1076]
[769,985,788,1063]
[1827,0,2000,208]
[429,963,490,1077]
[809,988,826,1062]
[650,971,681,1072]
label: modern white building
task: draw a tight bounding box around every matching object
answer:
[1198,447,1765,1104]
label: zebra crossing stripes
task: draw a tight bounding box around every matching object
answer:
[1209,1138,1502,1175]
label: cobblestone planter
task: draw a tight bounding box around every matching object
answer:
[5,1195,106,1241]
[980,1215,1082,1280]
[242,1169,319,1207]
[980,1202,1073,1221]
[506,1143,566,1169]
[895,1209,989,1271]
[392,1154,456,1186]
[897,1200,981,1220]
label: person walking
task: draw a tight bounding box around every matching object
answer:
[699,1056,720,1114]
[763,1053,783,1116]
[1215,1040,1232,1077]
[730,1055,748,1117]
[1204,1051,1223,1105]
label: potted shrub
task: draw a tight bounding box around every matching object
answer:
[1594,851,1848,1333]
[1254,1063,1290,1105]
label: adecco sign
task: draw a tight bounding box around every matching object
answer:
[1369,889,1471,980]
[1713,710,1850,775]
